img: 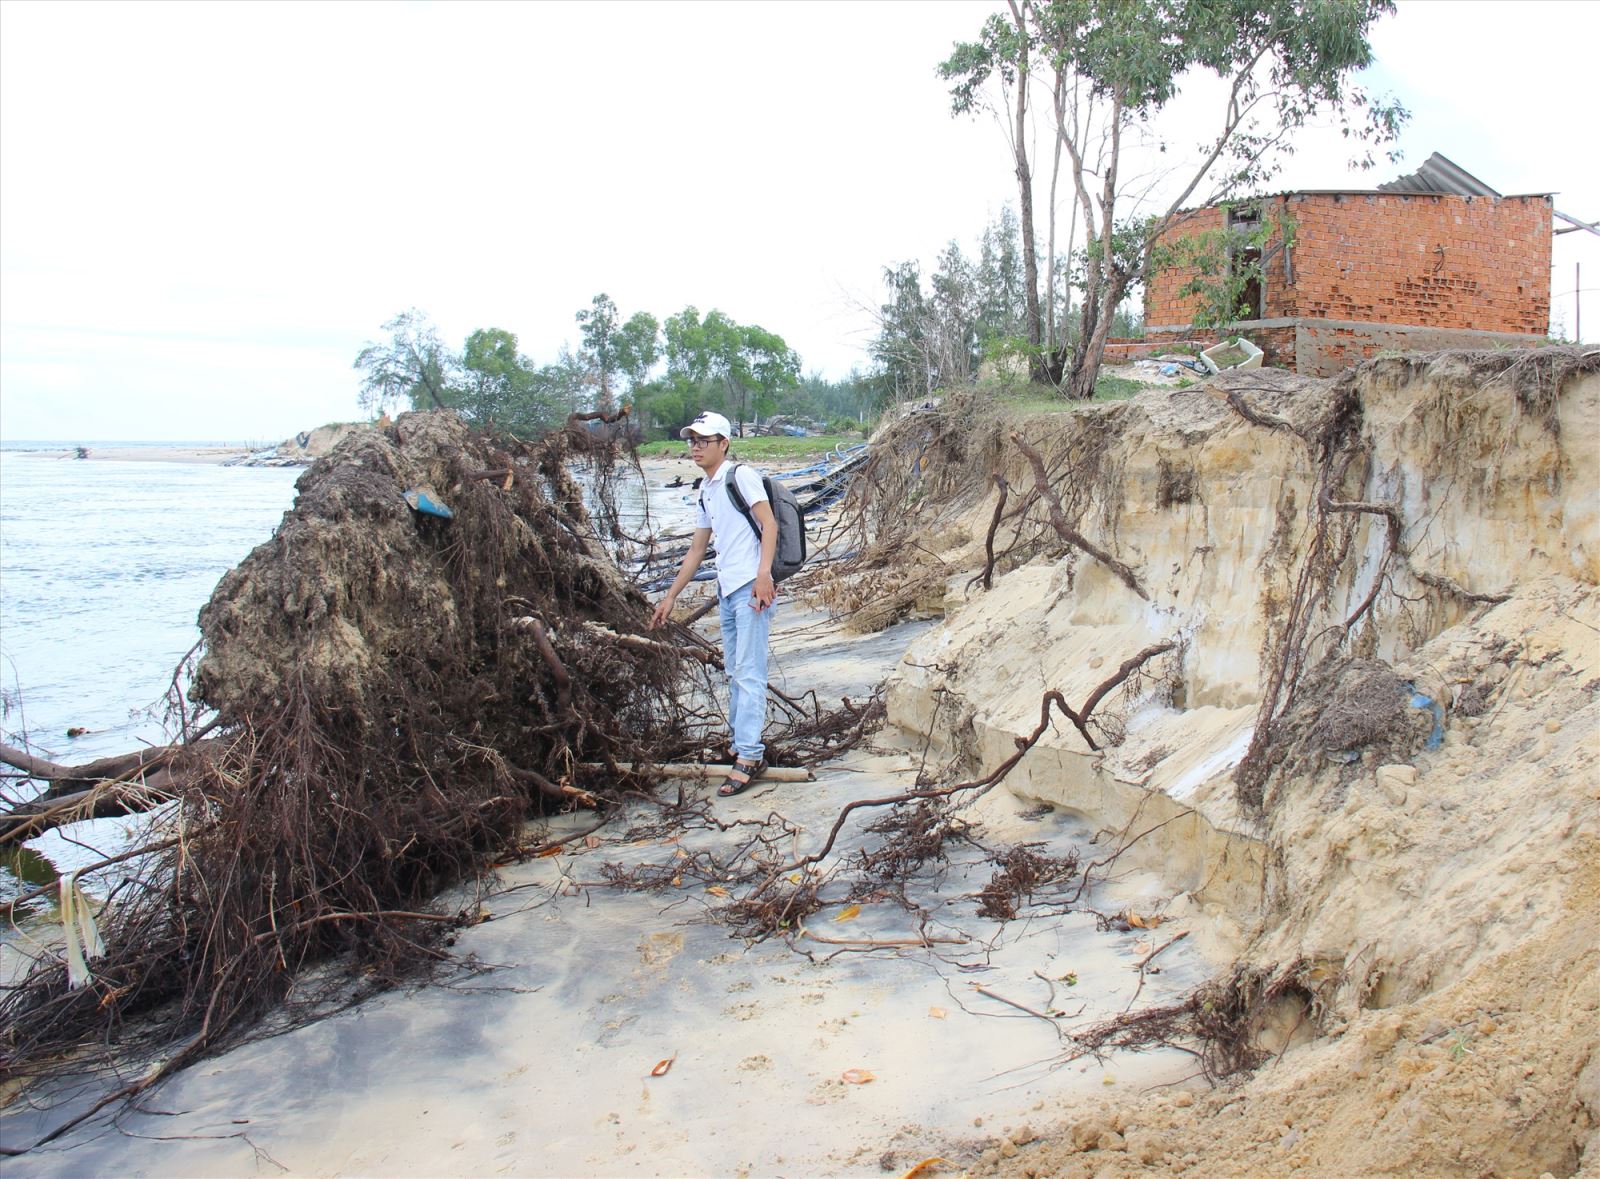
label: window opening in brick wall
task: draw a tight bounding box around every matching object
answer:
[1228,206,1265,319]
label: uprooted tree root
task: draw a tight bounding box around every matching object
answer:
[0,411,739,1114]
[976,843,1083,922]
[1061,958,1331,1083]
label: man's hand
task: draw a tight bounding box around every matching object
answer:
[750,572,775,612]
[649,591,678,630]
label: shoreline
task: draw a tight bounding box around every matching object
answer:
[7,445,259,466]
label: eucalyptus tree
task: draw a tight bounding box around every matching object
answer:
[576,293,621,414]
[613,311,661,399]
[943,0,1406,398]
[657,307,798,435]
[353,310,455,414]
[940,4,1046,380]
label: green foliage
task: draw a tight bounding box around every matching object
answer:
[353,310,455,414]
[1152,201,1297,330]
[976,207,1027,342]
[645,306,800,436]
[635,434,861,461]
[870,208,1033,402]
[356,313,572,438]
[979,372,1156,415]
[872,262,933,401]
[356,300,855,445]
[1092,373,1143,400]
[939,12,1030,115]
[938,0,1406,399]
[613,311,660,397]
[576,293,621,413]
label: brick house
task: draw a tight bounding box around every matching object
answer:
[1142,154,1553,375]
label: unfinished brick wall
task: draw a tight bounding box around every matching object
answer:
[1274,192,1550,332]
[1144,191,1552,336]
[1143,207,1230,327]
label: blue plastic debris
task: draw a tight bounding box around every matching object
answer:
[403,488,454,519]
[1407,687,1444,750]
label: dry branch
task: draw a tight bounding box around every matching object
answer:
[776,641,1175,875]
[969,474,1011,593]
[0,778,177,845]
[0,741,186,802]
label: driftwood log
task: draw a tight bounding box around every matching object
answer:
[0,741,204,845]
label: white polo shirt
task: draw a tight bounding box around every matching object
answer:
[695,461,770,595]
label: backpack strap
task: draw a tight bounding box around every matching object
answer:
[723,462,764,546]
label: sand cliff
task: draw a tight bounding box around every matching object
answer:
[857,349,1598,1175]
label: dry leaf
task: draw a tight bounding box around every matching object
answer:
[901,1158,949,1179]
[788,873,803,885]
[671,876,683,887]
[583,834,602,850]
[834,904,861,923]
[1134,941,1154,956]
[707,885,730,898]
[536,845,565,858]
[927,1006,947,1020]
[841,1068,875,1084]
[650,1055,676,1077]
[674,847,689,859]
[1128,912,1147,929]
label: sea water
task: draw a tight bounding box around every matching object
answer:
[0,453,303,891]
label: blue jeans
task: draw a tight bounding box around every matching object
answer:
[718,579,772,761]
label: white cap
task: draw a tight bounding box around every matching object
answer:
[679,411,732,440]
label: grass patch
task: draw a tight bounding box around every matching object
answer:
[988,372,1155,415]
[636,433,863,461]
[1093,374,1145,401]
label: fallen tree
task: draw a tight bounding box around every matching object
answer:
[0,411,711,1092]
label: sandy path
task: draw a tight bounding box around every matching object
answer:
[8,603,1210,1178]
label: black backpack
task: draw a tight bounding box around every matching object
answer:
[717,463,807,582]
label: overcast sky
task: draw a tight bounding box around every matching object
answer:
[2,0,1595,442]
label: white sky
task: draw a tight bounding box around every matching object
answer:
[2,0,1596,441]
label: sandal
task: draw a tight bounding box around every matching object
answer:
[718,757,767,797]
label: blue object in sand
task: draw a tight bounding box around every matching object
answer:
[1407,687,1444,750]
[403,488,454,519]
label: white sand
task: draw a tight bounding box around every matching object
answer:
[13,607,1210,1178]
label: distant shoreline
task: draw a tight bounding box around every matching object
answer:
[8,445,257,466]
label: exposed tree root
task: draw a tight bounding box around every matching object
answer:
[1011,433,1149,600]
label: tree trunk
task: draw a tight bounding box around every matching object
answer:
[1068,273,1130,400]
[1007,0,1045,381]
[1,776,179,845]
[0,741,186,802]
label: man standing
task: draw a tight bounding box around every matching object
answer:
[648,411,777,797]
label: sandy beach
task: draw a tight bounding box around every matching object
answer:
[11,445,257,465]
[7,602,1208,1178]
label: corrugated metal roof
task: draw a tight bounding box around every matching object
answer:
[1378,152,1500,197]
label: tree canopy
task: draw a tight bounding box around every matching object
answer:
[940,0,1407,397]
[354,299,831,442]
